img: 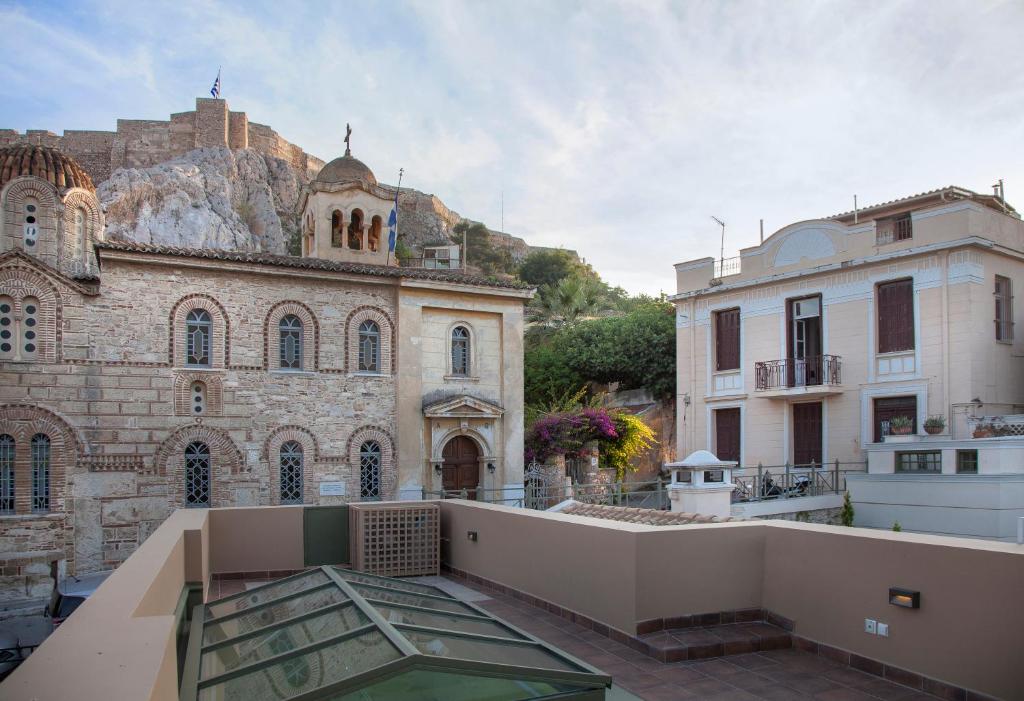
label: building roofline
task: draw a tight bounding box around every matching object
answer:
[828,185,1017,221]
[93,241,534,294]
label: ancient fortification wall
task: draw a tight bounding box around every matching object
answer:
[0,98,325,185]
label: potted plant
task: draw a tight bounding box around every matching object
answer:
[973,422,993,439]
[923,416,946,435]
[888,415,914,436]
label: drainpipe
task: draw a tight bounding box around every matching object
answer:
[942,251,951,433]
[690,298,697,453]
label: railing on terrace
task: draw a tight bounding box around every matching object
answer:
[950,403,1024,439]
[713,256,741,278]
[755,355,842,391]
[731,461,866,503]
[423,480,670,512]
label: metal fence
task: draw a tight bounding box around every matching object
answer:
[731,461,866,503]
[423,479,671,512]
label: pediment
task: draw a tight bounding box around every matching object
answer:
[0,249,98,296]
[423,394,504,419]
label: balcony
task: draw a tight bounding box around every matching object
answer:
[754,355,843,398]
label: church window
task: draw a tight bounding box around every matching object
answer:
[74,207,87,255]
[23,199,38,250]
[279,441,303,505]
[191,382,206,415]
[185,442,211,507]
[22,297,39,359]
[451,326,470,376]
[0,297,13,358]
[186,309,212,367]
[331,210,344,248]
[359,441,381,500]
[358,320,380,372]
[31,433,50,513]
[368,215,382,252]
[0,435,13,514]
[348,209,364,250]
[279,315,303,370]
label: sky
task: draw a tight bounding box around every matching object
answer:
[2,1,1024,295]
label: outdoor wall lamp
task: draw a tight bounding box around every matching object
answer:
[433,463,442,475]
[889,587,920,609]
[487,462,496,473]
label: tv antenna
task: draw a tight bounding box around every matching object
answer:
[711,216,726,275]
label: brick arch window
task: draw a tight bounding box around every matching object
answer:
[279,441,304,505]
[3,178,59,264]
[60,190,102,274]
[170,295,228,368]
[331,210,344,248]
[346,307,394,375]
[0,434,13,514]
[451,325,471,376]
[31,433,50,512]
[368,215,382,252]
[348,209,364,250]
[265,302,317,372]
[0,295,43,362]
[347,427,395,500]
[184,441,211,508]
[0,268,62,363]
[22,197,40,251]
[173,372,223,416]
[0,296,13,359]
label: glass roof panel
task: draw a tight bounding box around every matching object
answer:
[200,604,371,680]
[197,630,400,701]
[402,629,584,673]
[349,584,479,616]
[327,668,582,701]
[334,568,450,597]
[373,604,529,640]
[203,586,349,646]
[205,570,329,620]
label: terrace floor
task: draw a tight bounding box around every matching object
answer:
[207,574,946,701]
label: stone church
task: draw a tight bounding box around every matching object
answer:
[0,140,530,605]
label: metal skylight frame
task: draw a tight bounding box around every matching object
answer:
[180,566,611,701]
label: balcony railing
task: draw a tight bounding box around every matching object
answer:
[713,256,741,278]
[755,355,842,391]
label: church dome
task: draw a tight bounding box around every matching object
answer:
[0,144,95,193]
[315,153,377,187]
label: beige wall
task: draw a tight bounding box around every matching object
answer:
[208,505,304,574]
[441,500,1024,699]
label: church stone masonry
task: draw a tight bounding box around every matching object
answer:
[0,141,531,606]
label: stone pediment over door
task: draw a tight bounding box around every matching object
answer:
[422,395,504,419]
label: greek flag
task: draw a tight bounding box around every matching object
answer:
[210,70,221,99]
[387,191,398,252]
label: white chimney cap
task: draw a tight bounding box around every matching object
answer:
[664,450,738,469]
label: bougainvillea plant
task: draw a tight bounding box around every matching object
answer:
[525,407,655,480]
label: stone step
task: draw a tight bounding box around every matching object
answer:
[638,621,791,663]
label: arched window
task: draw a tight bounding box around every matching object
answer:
[348,209,364,250]
[368,215,382,252]
[185,442,211,507]
[74,208,86,253]
[331,210,344,248]
[451,326,470,376]
[0,297,13,360]
[21,297,39,360]
[186,309,212,367]
[0,435,13,514]
[279,315,303,370]
[279,441,303,505]
[31,433,50,513]
[358,320,380,372]
[23,198,39,251]
[191,381,207,416]
[359,441,381,500]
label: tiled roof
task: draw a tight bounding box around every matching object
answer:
[829,185,1016,220]
[0,144,95,193]
[554,500,737,525]
[94,240,533,291]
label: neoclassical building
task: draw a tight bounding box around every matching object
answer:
[0,143,530,603]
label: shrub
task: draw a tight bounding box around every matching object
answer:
[840,492,855,527]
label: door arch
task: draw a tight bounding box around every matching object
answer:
[442,435,480,499]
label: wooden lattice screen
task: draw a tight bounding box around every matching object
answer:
[349,502,440,577]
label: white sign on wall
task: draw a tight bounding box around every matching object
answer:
[319,481,346,497]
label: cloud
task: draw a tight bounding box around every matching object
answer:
[2,0,1023,294]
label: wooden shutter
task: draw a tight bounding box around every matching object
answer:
[995,276,1012,342]
[715,308,740,371]
[793,402,823,465]
[715,408,741,462]
[877,280,914,353]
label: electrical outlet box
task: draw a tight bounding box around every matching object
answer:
[877,622,889,637]
[864,618,877,634]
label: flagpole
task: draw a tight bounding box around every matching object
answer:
[387,168,403,267]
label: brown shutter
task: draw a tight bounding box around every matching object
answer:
[793,402,823,465]
[715,408,741,462]
[877,280,914,353]
[715,308,740,371]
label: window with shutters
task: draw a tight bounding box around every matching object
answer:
[876,279,914,353]
[714,308,740,371]
[995,276,1013,343]
[714,408,741,463]
[0,435,13,514]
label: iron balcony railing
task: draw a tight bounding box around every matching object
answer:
[755,354,842,391]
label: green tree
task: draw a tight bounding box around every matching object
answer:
[451,221,514,275]
[840,492,855,527]
[527,274,610,328]
[518,249,587,288]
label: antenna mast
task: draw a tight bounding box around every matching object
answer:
[711,216,726,276]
